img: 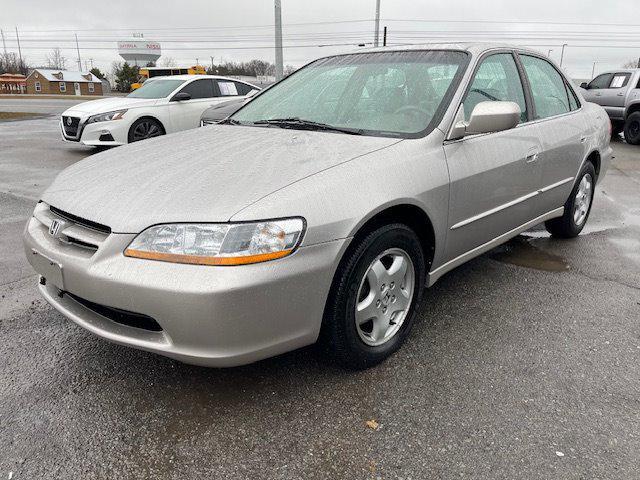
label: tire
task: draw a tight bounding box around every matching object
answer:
[127,118,165,143]
[319,224,426,370]
[623,112,640,145]
[545,161,596,238]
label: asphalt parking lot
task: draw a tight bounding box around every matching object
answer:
[1,107,639,479]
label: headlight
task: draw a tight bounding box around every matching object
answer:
[86,110,127,124]
[124,218,305,266]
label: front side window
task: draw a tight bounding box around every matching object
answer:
[520,55,571,119]
[588,73,613,90]
[231,50,469,138]
[463,53,527,123]
[178,79,215,99]
[127,79,185,99]
[59,82,66,93]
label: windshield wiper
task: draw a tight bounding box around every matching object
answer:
[251,117,363,135]
[219,118,242,125]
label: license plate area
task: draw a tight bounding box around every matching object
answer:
[31,249,65,290]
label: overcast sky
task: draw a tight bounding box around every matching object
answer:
[2,0,639,79]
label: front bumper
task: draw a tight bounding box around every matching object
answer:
[60,116,128,146]
[24,207,347,367]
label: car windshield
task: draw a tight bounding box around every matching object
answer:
[230,50,469,138]
[127,79,185,99]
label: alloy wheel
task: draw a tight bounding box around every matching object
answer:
[355,248,415,347]
[132,121,162,142]
[573,173,593,227]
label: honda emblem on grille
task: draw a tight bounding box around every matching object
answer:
[66,117,72,126]
[49,219,66,238]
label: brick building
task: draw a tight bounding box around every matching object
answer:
[25,69,103,96]
[0,73,27,94]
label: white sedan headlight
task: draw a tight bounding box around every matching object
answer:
[86,110,127,124]
[124,218,305,266]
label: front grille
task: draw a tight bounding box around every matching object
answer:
[65,292,163,332]
[62,116,80,137]
[50,206,111,235]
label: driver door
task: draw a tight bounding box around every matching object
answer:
[443,52,543,261]
[168,78,221,131]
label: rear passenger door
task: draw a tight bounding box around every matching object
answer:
[518,54,587,216]
[443,52,543,261]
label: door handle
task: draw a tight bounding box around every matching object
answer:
[617,93,625,96]
[525,151,539,164]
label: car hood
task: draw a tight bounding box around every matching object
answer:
[63,96,158,115]
[41,125,402,233]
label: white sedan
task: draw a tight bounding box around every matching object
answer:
[59,75,259,146]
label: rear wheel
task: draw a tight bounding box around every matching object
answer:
[319,224,426,369]
[128,118,164,143]
[545,162,596,238]
[624,112,640,145]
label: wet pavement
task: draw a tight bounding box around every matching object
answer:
[1,116,639,479]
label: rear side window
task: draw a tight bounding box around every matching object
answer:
[234,82,254,96]
[520,55,571,119]
[566,82,580,111]
[216,80,241,96]
[178,79,215,99]
[463,53,528,123]
[610,73,631,89]
[588,73,613,90]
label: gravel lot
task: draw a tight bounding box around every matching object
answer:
[1,110,639,479]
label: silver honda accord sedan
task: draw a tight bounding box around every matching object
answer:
[24,43,612,369]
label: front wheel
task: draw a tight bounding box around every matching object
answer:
[319,224,426,369]
[545,162,596,238]
[128,118,165,143]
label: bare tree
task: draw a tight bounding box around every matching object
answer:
[0,52,29,75]
[159,57,177,67]
[46,48,67,70]
[622,59,640,68]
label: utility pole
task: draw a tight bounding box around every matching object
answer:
[383,26,387,47]
[210,56,214,72]
[591,62,597,80]
[374,0,381,47]
[274,0,284,81]
[547,49,553,58]
[15,27,23,65]
[1,29,7,55]
[75,33,82,71]
[560,43,567,67]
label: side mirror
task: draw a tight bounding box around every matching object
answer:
[171,92,192,102]
[580,82,589,89]
[449,101,521,139]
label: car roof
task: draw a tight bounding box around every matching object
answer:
[148,74,257,84]
[340,42,546,57]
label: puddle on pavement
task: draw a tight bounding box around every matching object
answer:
[489,236,570,272]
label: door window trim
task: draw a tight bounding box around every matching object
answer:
[444,49,583,144]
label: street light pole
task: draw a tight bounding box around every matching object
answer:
[560,43,567,67]
[591,62,597,79]
[374,0,381,47]
[75,33,82,71]
[547,49,553,58]
[274,0,284,81]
